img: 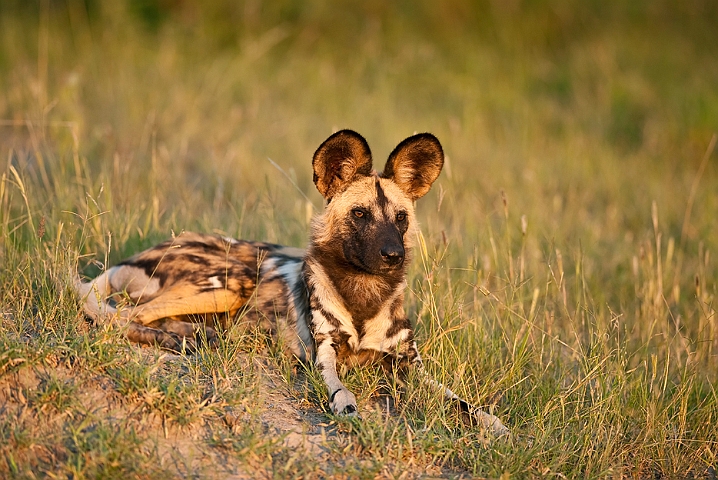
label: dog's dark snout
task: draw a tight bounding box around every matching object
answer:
[380,245,404,265]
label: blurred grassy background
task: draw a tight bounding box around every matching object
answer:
[2,0,716,247]
[1,0,717,477]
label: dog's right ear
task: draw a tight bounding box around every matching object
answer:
[313,130,373,200]
[381,133,444,201]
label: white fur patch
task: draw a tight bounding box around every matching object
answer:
[109,266,161,301]
[222,236,240,244]
[276,259,315,360]
[306,260,360,349]
[208,276,223,289]
[359,284,406,352]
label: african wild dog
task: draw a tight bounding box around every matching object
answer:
[75,130,508,435]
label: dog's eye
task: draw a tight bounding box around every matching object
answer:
[396,213,406,222]
[353,209,365,219]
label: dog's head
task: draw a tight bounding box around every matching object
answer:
[310,130,443,277]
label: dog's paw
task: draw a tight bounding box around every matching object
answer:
[456,398,509,437]
[329,388,359,417]
[195,326,218,346]
[472,409,509,437]
[159,331,198,354]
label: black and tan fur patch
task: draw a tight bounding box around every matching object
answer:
[75,130,508,435]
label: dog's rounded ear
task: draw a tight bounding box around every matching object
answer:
[313,130,373,200]
[382,133,444,201]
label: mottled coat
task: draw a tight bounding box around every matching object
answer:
[75,130,507,435]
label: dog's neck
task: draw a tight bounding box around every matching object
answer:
[306,243,408,324]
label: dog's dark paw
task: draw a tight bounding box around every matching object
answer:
[159,331,198,354]
[194,326,219,347]
[341,404,357,415]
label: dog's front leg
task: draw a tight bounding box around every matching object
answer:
[407,343,509,436]
[315,335,358,416]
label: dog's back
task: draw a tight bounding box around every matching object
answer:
[76,232,313,357]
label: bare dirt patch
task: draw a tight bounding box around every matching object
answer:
[0,353,329,478]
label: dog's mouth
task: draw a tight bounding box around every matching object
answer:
[347,254,405,277]
[377,259,405,273]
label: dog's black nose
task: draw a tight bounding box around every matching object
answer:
[380,245,404,265]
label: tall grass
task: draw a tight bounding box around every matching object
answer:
[1,0,717,477]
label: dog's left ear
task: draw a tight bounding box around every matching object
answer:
[381,133,444,201]
[313,130,374,201]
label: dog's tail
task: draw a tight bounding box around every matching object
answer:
[73,269,118,321]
